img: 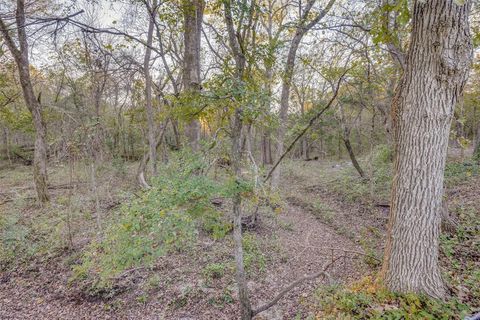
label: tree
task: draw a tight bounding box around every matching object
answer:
[474,122,480,160]
[0,0,50,203]
[182,0,205,150]
[143,0,160,176]
[381,0,473,299]
[222,0,258,317]
[271,0,335,188]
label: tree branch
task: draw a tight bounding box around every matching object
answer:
[252,256,342,317]
[264,68,349,183]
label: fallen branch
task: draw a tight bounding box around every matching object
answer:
[285,243,381,262]
[111,266,146,280]
[48,182,87,190]
[252,256,343,317]
[0,198,13,205]
[0,196,36,205]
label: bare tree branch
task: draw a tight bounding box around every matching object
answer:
[265,68,349,183]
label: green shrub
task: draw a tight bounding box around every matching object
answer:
[370,144,393,166]
[72,151,234,288]
[444,160,480,186]
[203,263,226,280]
[0,211,65,269]
[242,232,267,273]
[0,214,29,267]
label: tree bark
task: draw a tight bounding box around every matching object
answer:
[144,0,158,175]
[381,0,472,299]
[473,122,480,160]
[271,0,335,188]
[224,0,252,317]
[0,0,49,202]
[231,109,252,320]
[183,0,204,151]
[343,128,365,179]
[261,61,274,166]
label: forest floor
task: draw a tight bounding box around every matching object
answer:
[0,151,478,319]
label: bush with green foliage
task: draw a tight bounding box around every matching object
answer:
[325,144,393,204]
[242,232,267,273]
[203,263,226,280]
[444,160,480,186]
[72,151,241,289]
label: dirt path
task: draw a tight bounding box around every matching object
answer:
[251,203,367,319]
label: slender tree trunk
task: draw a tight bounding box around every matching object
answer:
[300,101,309,160]
[0,0,49,202]
[262,58,274,166]
[183,0,205,151]
[473,122,480,160]
[223,0,253,317]
[231,109,252,320]
[3,127,12,164]
[90,161,102,234]
[144,1,158,175]
[381,0,472,299]
[261,132,272,165]
[137,121,168,188]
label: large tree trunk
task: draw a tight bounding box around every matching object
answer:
[0,0,49,203]
[183,0,204,151]
[381,0,472,299]
[144,0,158,175]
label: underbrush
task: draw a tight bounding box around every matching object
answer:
[71,151,252,294]
[441,204,480,308]
[320,146,479,204]
[0,210,64,269]
[444,160,480,186]
[0,199,85,270]
[314,277,472,320]
[324,144,393,204]
[0,162,130,271]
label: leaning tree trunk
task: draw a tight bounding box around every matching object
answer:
[343,127,365,179]
[183,0,205,151]
[381,0,472,299]
[0,0,49,203]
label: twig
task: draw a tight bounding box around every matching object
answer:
[286,242,381,262]
[252,256,342,317]
[264,69,349,183]
[111,266,146,280]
